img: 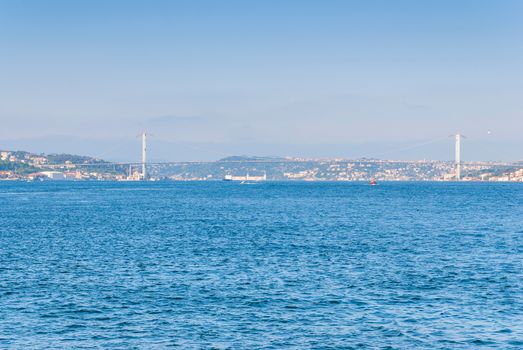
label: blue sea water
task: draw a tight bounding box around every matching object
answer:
[0,181,522,349]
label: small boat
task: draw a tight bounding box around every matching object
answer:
[369,179,378,186]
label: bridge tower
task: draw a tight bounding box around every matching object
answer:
[455,133,462,180]
[141,132,147,180]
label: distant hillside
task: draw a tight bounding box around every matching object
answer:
[0,149,112,175]
[45,153,107,165]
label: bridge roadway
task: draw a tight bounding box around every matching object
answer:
[49,159,522,168]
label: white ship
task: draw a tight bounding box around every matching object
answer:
[223,172,267,181]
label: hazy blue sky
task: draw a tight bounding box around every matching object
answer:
[1,0,522,161]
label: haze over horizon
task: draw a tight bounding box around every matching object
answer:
[1,0,522,162]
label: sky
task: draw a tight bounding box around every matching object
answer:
[0,0,522,162]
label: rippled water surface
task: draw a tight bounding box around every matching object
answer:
[0,181,522,349]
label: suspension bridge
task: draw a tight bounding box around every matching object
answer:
[43,131,521,181]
